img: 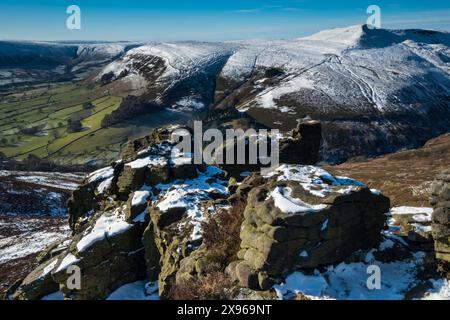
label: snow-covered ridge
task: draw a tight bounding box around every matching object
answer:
[301,24,450,49]
[0,41,135,66]
[76,43,126,60]
[96,25,450,118]
[300,25,367,47]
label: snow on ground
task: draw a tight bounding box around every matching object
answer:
[88,166,114,184]
[107,281,159,300]
[391,206,433,223]
[169,147,193,166]
[423,279,450,300]
[131,189,152,207]
[0,171,11,177]
[256,76,315,110]
[94,25,450,117]
[41,280,160,300]
[76,43,126,59]
[0,170,81,264]
[98,41,235,90]
[55,253,80,273]
[273,221,441,301]
[13,172,81,191]
[0,218,70,264]
[273,203,449,300]
[40,259,58,279]
[389,206,434,235]
[172,97,205,110]
[274,249,426,300]
[273,202,430,300]
[41,291,65,300]
[97,177,113,194]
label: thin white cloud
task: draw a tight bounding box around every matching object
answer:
[381,10,450,29]
[235,8,261,13]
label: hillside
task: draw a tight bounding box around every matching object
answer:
[4,126,449,301]
[0,41,139,94]
[1,25,449,166]
[0,83,189,166]
[327,133,450,207]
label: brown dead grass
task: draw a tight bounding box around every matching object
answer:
[326,134,450,207]
[169,271,234,300]
[0,253,39,299]
[201,199,246,268]
[169,199,246,300]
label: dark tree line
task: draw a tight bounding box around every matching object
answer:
[101,96,163,128]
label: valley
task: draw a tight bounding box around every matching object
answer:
[1,25,450,166]
[0,82,189,166]
[0,24,450,301]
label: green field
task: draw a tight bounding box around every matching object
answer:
[0,82,188,166]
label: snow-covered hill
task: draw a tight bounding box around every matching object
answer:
[2,25,449,162]
[96,25,450,162]
[0,41,138,92]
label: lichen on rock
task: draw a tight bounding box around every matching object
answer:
[229,164,390,290]
[431,169,450,275]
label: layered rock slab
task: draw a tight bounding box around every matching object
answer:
[231,165,390,290]
[10,126,229,300]
[431,169,450,269]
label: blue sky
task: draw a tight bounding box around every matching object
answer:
[1,0,449,41]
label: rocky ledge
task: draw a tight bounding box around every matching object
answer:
[228,165,389,290]
[431,169,450,275]
[8,126,231,300]
[7,124,449,300]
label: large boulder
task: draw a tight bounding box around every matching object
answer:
[67,165,115,231]
[11,256,61,300]
[217,119,322,177]
[11,205,149,300]
[389,207,434,252]
[119,126,185,163]
[231,165,390,290]
[279,120,322,165]
[143,166,229,298]
[431,169,450,271]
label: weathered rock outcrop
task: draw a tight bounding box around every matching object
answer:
[431,169,450,271]
[389,207,434,252]
[278,120,322,165]
[9,125,233,300]
[10,122,397,299]
[211,116,322,176]
[228,165,390,290]
[143,166,229,298]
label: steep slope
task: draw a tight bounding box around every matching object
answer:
[0,41,137,93]
[95,25,450,163]
[221,26,450,162]
[0,169,83,297]
[97,41,237,105]
[327,133,450,207]
[6,126,450,300]
[2,25,449,164]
